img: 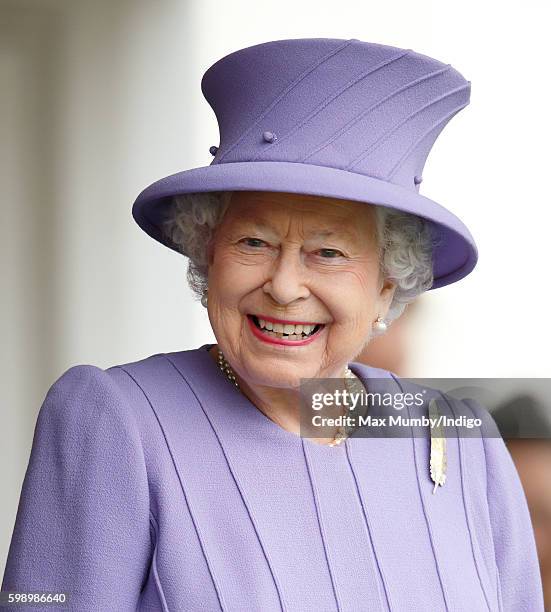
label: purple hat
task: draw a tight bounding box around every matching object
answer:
[132,37,477,289]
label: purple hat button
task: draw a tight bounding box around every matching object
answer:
[209,145,219,156]
[414,175,423,185]
[262,131,277,143]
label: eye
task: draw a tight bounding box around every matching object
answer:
[237,236,270,253]
[239,237,267,248]
[316,248,345,258]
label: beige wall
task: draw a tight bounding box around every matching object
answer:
[0,0,215,573]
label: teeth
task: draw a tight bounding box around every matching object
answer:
[254,316,321,337]
[257,318,324,340]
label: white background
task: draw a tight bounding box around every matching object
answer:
[1,0,550,572]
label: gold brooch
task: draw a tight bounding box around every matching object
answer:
[429,398,447,494]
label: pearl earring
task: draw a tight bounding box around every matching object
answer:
[201,289,208,308]
[373,315,387,333]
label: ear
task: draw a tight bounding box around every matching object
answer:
[206,238,216,267]
[377,278,397,318]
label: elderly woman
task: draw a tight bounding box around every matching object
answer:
[2,38,544,611]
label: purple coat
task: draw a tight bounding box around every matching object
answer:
[2,344,544,611]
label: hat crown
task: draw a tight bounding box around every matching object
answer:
[201,38,470,193]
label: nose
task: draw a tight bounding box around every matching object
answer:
[262,248,310,305]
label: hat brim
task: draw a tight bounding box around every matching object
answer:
[132,161,477,290]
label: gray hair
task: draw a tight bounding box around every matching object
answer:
[162,191,434,327]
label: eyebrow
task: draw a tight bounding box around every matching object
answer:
[241,219,357,241]
[307,228,354,239]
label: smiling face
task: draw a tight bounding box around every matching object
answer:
[205,191,396,388]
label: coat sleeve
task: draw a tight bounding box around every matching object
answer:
[464,398,545,612]
[1,365,153,611]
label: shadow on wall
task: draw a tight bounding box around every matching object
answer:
[493,396,551,612]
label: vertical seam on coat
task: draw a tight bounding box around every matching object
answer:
[461,399,502,612]
[108,366,154,518]
[163,353,288,612]
[447,396,493,611]
[216,39,355,163]
[115,363,226,612]
[106,365,157,607]
[302,440,342,612]
[389,374,450,612]
[345,441,393,611]
[149,511,170,612]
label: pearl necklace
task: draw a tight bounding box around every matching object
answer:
[216,348,365,447]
